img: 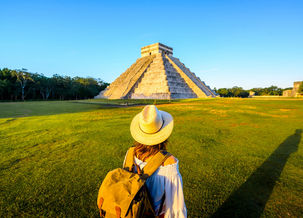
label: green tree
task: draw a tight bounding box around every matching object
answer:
[11,68,34,101]
[0,67,109,101]
[217,88,231,97]
[0,79,8,99]
[0,68,18,100]
[230,86,249,98]
[33,74,54,100]
[250,86,283,96]
[52,74,70,100]
[299,82,303,94]
[250,88,262,96]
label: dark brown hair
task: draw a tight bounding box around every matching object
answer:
[134,140,168,161]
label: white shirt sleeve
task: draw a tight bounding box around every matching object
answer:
[133,156,187,217]
[159,162,187,218]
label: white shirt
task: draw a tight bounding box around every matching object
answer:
[133,156,187,218]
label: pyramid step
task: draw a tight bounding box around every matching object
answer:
[169,56,216,97]
[131,54,171,98]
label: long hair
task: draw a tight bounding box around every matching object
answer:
[134,140,168,162]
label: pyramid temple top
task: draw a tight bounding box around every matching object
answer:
[141,43,173,57]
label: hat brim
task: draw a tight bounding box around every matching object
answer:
[130,110,173,146]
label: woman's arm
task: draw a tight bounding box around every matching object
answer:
[161,161,187,218]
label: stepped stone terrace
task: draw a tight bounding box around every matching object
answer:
[95,43,217,99]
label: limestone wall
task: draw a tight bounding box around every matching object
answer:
[141,43,173,57]
[283,90,292,97]
[293,81,302,92]
[282,81,303,97]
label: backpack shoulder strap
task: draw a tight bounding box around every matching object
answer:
[123,147,135,171]
[142,150,171,178]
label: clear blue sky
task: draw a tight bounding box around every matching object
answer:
[1,0,302,89]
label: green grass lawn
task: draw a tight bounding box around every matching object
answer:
[0,99,302,217]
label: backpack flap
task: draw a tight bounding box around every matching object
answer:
[97,168,146,217]
[142,150,171,178]
[123,147,135,171]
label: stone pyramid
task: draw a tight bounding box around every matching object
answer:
[96,43,217,99]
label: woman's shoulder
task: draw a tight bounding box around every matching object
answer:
[133,152,179,168]
[157,154,180,176]
[163,155,177,166]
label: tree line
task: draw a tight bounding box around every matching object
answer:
[0,68,109,101]
[215,85,293,98]
[1,67,300,100]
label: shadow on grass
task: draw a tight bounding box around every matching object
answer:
[212,129,302,218]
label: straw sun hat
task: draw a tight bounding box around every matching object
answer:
[130,105,174,146]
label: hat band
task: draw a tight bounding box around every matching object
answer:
[139,118,165,135]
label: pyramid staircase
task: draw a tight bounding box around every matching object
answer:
[168,56,217,97]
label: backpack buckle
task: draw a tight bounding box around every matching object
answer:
[140,173,149,180]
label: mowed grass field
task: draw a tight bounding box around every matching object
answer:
[0,99,303,217]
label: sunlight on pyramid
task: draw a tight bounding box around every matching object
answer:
[95,43,217,99]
